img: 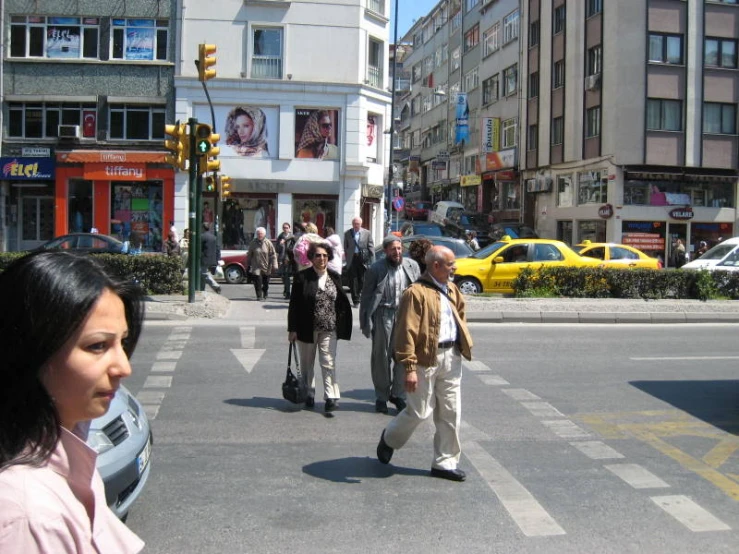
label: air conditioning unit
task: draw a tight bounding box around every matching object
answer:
[58,125,81,139]
[585,73,601,91]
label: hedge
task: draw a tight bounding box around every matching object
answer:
[512,266,739,301]
[0,252,184,295]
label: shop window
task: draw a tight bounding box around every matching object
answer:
[504,182,520,209]
[293,199,337,240]
[557,220,573,244]
[110,182,164,251]
[111,19,168,61]
[557,174,573,207]
[8,102,97,138]
[68,180,93,233]
[10,16,99,59]
[109,104,165,140]
[578,220,606,243]
[578,170,608,204]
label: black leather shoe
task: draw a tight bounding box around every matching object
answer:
[376,431,393,464]
[305,396,315,408]
[375,400,388,414]
[325,399,337,412]
[430,468,466,482]
[389,396,406,413]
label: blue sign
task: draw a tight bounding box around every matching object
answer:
[455,92,469,145]
[1,157,55,180]
[393,197,405,211]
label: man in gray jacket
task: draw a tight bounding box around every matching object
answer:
[360,236,421,414]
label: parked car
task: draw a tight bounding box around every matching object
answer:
[396,221,455,237]
[681,237,739,271]
[404,201,433,221]
[428,201,466,226]
[573,241,662,269]
[443,211,495,247]
[220,239,282,284]
[89,385,153,521]
[36,233,127,255]
[453,237,602,294]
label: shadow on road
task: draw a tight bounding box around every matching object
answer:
[303,456,428,483]
[631,380,739,435]
[224,396,302,412]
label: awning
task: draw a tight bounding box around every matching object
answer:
[57,150,168,163]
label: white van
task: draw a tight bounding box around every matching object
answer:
[682,237,739,271]
[428,201,465,225]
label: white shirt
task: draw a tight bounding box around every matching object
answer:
[430,275,457,343]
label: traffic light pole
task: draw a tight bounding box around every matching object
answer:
[195,58,220,249]
[187,117,200,302]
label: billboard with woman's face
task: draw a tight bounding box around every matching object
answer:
[294,109,340,160]
[194,105,278,158]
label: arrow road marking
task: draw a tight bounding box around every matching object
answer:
[231,349,266,374]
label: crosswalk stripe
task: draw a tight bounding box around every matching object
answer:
[464,441,566,537]
[502,388,541,401]
[143,375,173,388]
[156,350,182,360]
[464,360,492,372]
[479,375,510,386]
[151,361,177,373]
[651,495,731,532]
[570,441,624,460]
[240,326,256,349]
[521,401,564,418]
[542,419,590,438]
[605,463,670,489]
[141,404,160,420]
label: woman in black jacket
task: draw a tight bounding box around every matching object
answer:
[288,242,352,413]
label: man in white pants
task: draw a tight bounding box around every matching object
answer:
[376,246,473,481]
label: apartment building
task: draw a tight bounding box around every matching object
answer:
[1,1,178,252]
[177,0,392,246]
[521,0,739,264]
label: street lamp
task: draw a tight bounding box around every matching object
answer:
[386,0,400,235]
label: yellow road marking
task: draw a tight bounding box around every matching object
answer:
[703,440,739,469]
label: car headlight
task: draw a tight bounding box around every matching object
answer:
[87,430,115,454]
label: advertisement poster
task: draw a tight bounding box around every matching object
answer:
[367,114,378,163]
[123,22,155,61]
[46,19,83,59]
[111,184,162,249]
[194,105,278,159]
[454,93,469,145]
[295,109,340,160]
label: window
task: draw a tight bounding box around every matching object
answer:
[368,0,385,15]
[466,0,480,12]
[464,24,480,52]
[111,19,168,61]
[528,72,539,98]
[704,103,737,134]
[586,106,601,138]
[552,116,564,145]
[503,10,519,44]
[424,56,434,75]
[649,34,683,65]
[109,104,165,140]
[483,22,500,56]
[8,102,97,138]
[367,38,383,87]
[503,64,517,96]
[464,67,479,91]
[587,45,602,76]
[553,60,565,88]
[578,171,607,204]
[411,96,421,116]
[553,5,566,35]
[502,117,517,147]
[483,74,499,104]
[647,99,682,131]
[412,63,422,82]
[10,16,99,59]
[451,9,462,32]
[705,38,738,69]
[451,46,461,71]
[529,21,540,48]
[527,125,538,150]
[251,27,282,79]
[586,0,602,17]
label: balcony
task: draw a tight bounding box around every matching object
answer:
[251,56,282,79]
[367,65,382,88]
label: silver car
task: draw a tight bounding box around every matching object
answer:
[88,385,153,520]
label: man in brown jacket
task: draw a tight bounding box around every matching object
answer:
[376,246,473,481]
[247,226,278,300]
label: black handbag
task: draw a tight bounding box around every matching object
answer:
[282,342,308,404]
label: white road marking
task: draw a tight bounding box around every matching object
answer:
[136,390,166,404]
[503,389,542,401]
[143,375,173,388]
[156,350,183,360]
[460,420,490,442]
[521,401,564,418]
[570,441,624,460]
[151,361,177,373]
[463,441,566,537]
[142,404,160,420]
[464,360,492,372]
[479,375,510,386]
[631,356,739,361]
[231,348,266,373]
[604,464,670,489]
[651,495,731,532]
[542,420,590,438]
[240,326,256,349]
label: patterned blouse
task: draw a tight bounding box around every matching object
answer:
[314,275,337,332]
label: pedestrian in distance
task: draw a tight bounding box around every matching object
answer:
[277,222,295,299]
[360,236,421,414]
[0,251,145,553]
[163,230,181,258]
[324,226,344,275]
[288,242,353,413]
[247,226,278,301]
[200,221,222,294]
[343,217,374,307]
[376,246,474,482]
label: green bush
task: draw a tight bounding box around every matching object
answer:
[0,252,184,295]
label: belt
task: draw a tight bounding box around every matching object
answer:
[438,341,456,349]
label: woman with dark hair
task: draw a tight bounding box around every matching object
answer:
[0,251,145,553]
[225,106,269,158]
[288,242,352,413]
[408,238,434,273]
[296,110,338,160]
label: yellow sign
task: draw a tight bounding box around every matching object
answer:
[460,174,481,187]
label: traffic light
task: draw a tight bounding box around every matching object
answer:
[195,124,221,174]
[204,174,217,192]
[164,121,189,170]
[220,175,232,198]
[198,44,217,82]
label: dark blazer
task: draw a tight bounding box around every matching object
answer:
[288,267,353,343]
[359,257,421,334]
[343,228,375,267]
[200,230,220,268]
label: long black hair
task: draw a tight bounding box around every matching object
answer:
[0,251,144,469]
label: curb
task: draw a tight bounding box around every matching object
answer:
[465,311,739,324]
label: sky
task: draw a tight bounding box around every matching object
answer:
[391,0,439,40]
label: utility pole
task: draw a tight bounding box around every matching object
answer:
[386,0,400,235]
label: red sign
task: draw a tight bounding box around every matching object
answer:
[622,233,665,251]
[598,204,614,219]
[669,207,694,220]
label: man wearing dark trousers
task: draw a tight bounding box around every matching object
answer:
[376,246,473,482]
[247,226,278,301]
[343,217,374,307]
[200,221,221,293]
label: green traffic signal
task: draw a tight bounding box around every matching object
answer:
[196,139,211,154]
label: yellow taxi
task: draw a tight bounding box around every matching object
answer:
[453,237,602,294]
[573,241,662,269]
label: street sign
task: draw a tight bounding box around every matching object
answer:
[393,197,405,211]
[196,139,211,154]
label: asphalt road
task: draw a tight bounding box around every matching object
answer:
[123,291,739,553]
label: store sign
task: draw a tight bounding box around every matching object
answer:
[481,117,499,153]
[669,207,694,220]
[484,149,516,171]
[598,204,614,219]
[362,184,384,198]
[1,157,54,180]
[436,151,450,162]
[454,93,469,145]
[460,174,482,187]
[622,233,665,251]
[22,147,51,157]
[84,163,147,181]
[431,160,447,170]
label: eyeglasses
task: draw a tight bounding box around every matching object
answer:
[320,123,332,129]
[313,253,329,259]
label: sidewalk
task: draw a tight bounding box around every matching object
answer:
[144,292,739,324]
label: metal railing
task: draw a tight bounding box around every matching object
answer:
[251,56,283,79]
[367,65,382,88]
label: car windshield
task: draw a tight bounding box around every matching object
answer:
[470,241,508,259]
[698,243,737,261]
[410,223,444,236]
[458,213,488,227]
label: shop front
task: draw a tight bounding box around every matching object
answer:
[55,150,174,252]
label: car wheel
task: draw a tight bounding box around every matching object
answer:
[224,265,245,284]
[456,277,482,295]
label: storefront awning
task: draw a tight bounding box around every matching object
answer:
[626,171,737,184]
[57,150,168,163]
